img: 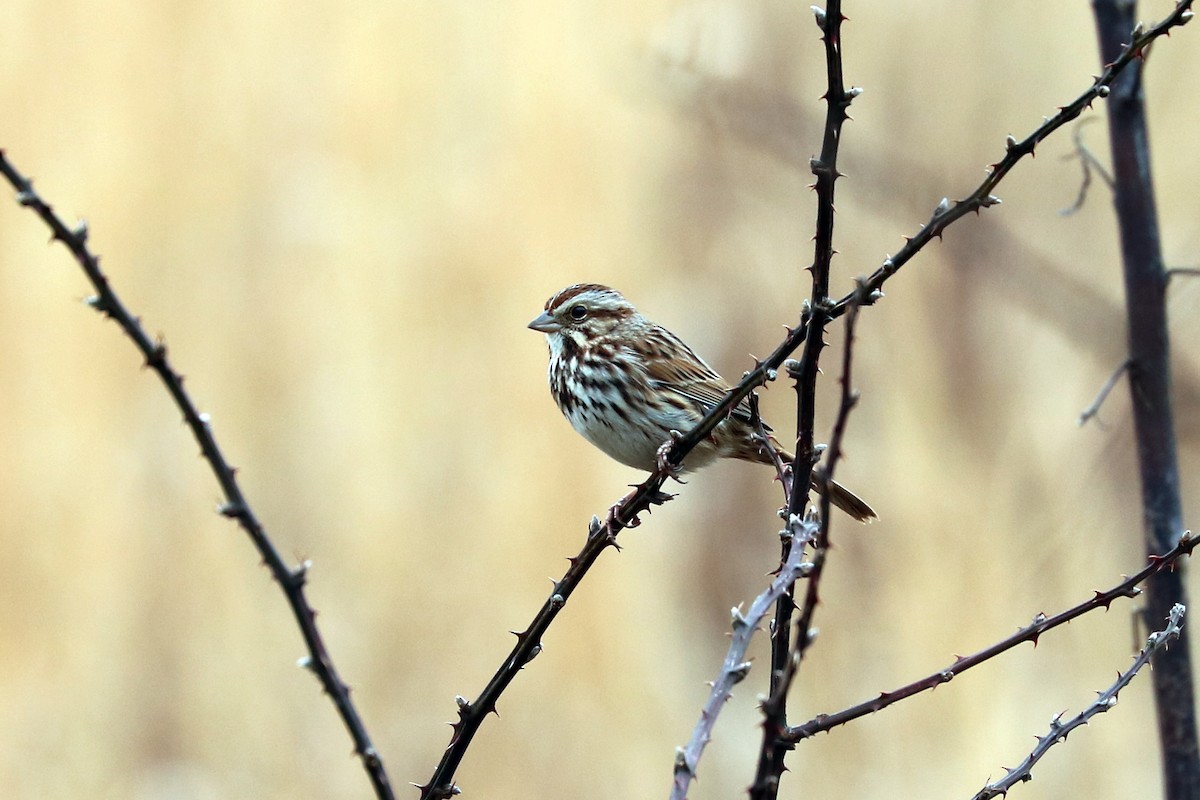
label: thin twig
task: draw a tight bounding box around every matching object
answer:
[971,603,1186,800]
[0,151,396,800]
[785,531,1197,743]
[1060,118,1116,216]
[1167,267,1200,282]
[668,514,819,800]
[1078,358,1131,426]
[748,391,793,499]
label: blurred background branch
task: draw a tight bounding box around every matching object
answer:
[1093,1,1199,797]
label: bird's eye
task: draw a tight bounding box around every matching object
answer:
[569,304,588,321]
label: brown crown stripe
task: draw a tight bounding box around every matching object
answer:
[546,283,618,309]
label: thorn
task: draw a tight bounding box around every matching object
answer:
[728,661,753,681]
[217,501,243,518]
[731,605,749,629]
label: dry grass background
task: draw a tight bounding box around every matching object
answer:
[1,1,1198,798]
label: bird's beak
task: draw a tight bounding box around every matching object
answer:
[527,312,560,333]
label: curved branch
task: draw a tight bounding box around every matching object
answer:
[0,151,395,800]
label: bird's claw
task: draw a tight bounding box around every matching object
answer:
[656,431,687,483]
[607,499,637,533]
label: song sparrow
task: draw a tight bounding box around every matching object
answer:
[528,283,876,522]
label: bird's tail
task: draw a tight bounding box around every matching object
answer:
[819,478,877,523]
[769,442,877,523]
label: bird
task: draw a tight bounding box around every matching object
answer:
[528,283,876,522]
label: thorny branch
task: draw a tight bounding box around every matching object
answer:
[757,5,857,795]
[785,531,1198,743]
[0,151,396,800]
[748,392,793,497]
[668,514,819,800]
[971,604,1186,800]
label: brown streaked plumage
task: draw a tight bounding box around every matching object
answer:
[528,284,876,522]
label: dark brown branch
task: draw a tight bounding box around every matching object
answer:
[0,151,396,800]
[748,392,793,497]
[972,604,1186,800]
[418,483,673,799]
[756,5,855,795]
[785,531,1198,742]
[1093,2,1199,796]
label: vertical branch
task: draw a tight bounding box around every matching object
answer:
[752,284,865,800]
[1091,2,1200,797]
[760,5,856,796]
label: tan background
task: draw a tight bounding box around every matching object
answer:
[2,1,1199,798]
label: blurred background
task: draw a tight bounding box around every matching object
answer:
[1,1,1199,798]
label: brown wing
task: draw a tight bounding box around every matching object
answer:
[641,326,758,424]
